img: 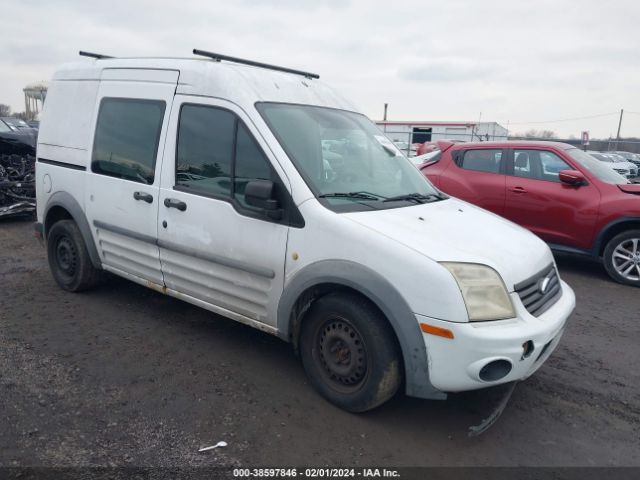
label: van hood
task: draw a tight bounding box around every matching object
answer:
[343,198,553,290]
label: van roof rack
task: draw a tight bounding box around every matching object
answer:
[79,51,113,59]
[77,49,320,79]
[193,48,319,79]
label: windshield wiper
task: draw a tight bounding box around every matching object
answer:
[382,193,446,204]
[319,191,386,201]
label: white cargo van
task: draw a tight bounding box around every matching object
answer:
[35,50,575,412]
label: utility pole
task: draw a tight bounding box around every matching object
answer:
[615,109,624,149]
[383,103,388,121]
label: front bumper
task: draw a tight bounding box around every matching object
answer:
[418,279,575,392]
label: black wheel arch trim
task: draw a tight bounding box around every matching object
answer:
[277,259,447,401]
[43,192,101,269]
[593,216,640,256]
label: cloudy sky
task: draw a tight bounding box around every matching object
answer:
[1,0,639,138]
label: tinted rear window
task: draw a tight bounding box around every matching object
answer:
[92,98,165,184]
[460,149,503,173]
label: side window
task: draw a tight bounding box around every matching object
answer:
[460,149,503,173]
[175,104,280,215]
[513,151,532,176]
[176,105,235,197]
[513,150,570,182]
[234,123,273,209]
[92,98,165,184]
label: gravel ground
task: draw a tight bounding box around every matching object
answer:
[1,217,639,468]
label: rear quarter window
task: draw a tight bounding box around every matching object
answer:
[92,98,166,184]
[459,149,503,173]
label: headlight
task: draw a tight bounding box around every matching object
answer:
[441,262,515,321]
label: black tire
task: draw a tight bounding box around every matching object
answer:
[603,229,640,287]
[47,219,101,292]
[299,293,402,412]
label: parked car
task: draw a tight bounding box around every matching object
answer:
[410,149,442,166]
[391,140,418,157]
[611,151,640,169]
[605,153,638,177]
[1,117,35,132]
[416,139,465,157]
[0,119,37,154]
[588,151,638,178]
[1,121,36,218]
[421,141,640,286]
[0,117,38,146]
[35,52,574,412]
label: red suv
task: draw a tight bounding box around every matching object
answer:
[420,141,640,286]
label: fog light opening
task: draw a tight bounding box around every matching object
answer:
[479,359,512,382]
[521,340,535,360]
[535,340,553,362]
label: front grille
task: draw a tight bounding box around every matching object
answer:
[515,265,562,317]
[614,168,627,175]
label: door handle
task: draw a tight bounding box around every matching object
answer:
[164,198,187,211]
[509,186,527,193]
[133,191,153,203]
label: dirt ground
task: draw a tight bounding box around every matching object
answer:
[1,217,639,468]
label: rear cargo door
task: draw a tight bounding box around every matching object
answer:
[84,69,178,286]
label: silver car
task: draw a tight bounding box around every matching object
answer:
[588,151,637,178]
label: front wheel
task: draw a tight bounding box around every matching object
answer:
[299,293,402,412]
[603,230,640,287]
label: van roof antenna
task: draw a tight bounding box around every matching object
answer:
[79,51,113,60]
[192,49,319,80]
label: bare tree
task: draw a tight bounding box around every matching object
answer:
[0,104,11,117]
[539,130,557,139]
[515,129,558,139]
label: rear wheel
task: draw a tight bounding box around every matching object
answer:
[603,230,640,287]
[47,219,101,292]
[299,293,402,412]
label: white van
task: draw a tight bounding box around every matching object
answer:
[35,50,575,412]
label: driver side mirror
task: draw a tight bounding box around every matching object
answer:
[559,169,587,186]
[244,179,283,220]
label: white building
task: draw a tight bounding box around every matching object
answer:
[376,120,508,154]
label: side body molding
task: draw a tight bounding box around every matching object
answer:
[44,191,102,268]
[277,260,446,400]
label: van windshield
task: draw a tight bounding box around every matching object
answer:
[257,103,443,211]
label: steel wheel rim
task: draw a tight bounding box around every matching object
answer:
[316,316,368,393]
[55,236,78,278]
[612,238,640,281]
